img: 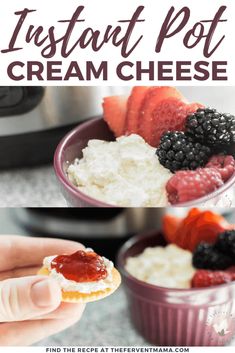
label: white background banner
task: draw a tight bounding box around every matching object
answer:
[0,347,235,352]
[0,0,234,85]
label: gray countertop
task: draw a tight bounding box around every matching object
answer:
[0,165,66,207]
[35,286,148,346]
[35,284,235,347]
[1,164,235,208]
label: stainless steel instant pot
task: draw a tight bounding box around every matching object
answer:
[0,86,130,168]
[13,208,165,238]
[12,208,165,261]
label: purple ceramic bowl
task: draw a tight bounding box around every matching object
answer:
[54,117,235,207]
[117,231,235,346]
[54,117,115,207]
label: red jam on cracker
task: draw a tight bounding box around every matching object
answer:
[51,250,108,282]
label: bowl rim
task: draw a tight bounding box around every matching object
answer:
[54,117,117,207]
[117,230,235,293]
[54,116,235,207]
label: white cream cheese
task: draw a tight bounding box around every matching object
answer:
[43,250,114,293]
[67,134,173,207]
[125,244,196,289]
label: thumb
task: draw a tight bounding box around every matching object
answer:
[0,276,61,322]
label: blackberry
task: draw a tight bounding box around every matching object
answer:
[156,131,211,173]
[186,107,235,147]
[216,230,235,259]
[193,243,233,270]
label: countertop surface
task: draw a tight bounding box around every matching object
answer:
[0,165,66,207]
[1,164,235,208]
[35,286,148,346]
[35,283,235,347]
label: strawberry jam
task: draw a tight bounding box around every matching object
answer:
[51,250,108,282]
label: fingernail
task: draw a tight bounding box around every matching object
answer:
[31,279,60,307]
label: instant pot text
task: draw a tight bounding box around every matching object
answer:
[0,4,229,82]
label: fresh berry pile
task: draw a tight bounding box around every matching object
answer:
[160,106,235,204]
[102,87,235,205]
[163,209,235,288]
[103,86,202,147]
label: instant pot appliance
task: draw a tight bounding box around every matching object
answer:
[0,86,129,168]
[12,208,165,261]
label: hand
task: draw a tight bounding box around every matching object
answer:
[0,236,85,346]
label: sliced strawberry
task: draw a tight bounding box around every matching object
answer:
[188,211,232,251]
[126,86,149,134]
[162,214,182,244]
[103,95,128,137]
[138,87,188,146]
[164,209,233,252]
[175,209,201,251]
[151,99,203,147]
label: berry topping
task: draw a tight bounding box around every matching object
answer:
[186,107,235,147]
[193,243,233,270]
[206,155,235,182]
[103,95,127,137]
[163,208,232,251]
[192,270,232,288]
[139,97,203,146]
[138,87,188,146]
[51,250,108,282]
[162,214,183,244]
[126,86,149,134]
[166,168,223,204]
[157,131,211,172]
[216,230,235,258]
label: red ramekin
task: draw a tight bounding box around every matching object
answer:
[117,231,235,346]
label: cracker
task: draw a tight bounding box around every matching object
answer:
[38,266,121,303]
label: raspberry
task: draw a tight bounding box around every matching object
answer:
[166,168,224,204]
[206,155,235,182]
[192,270,232,288]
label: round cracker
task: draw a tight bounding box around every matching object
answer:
[37,266,121,303]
